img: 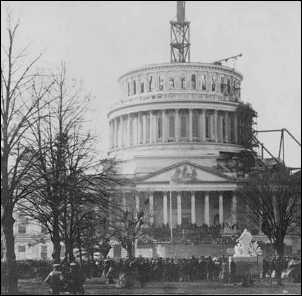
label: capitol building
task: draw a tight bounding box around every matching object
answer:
[107,2,254,258]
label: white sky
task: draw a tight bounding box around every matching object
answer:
[1,1,301,168]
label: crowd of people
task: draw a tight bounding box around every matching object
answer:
[44,255,301,293]
[83,255,237,287]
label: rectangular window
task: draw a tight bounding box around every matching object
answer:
[148,76,153,92]
[159,76,164,91]
[181,77,186,89]
[41,225,48,234]
[192,112,200,140]
[18,245,26,253]
[156,113,162,141]
[180,113,188,139]
[169,78,175,88]
[140,82,144,93]
[191,74,196,89]
[41,245,47,260]
[168,114,175,141]
[201,75,206,91]
[212,77,216,92]
[18,224,26,234]
[133,80,136,95]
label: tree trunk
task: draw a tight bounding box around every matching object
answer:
[126,241,134,259]
[274,241,285,286]
[68,240,75,263]
[2,211,18,294]
[52,214,61,263]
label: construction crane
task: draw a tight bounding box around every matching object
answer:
[170,1,191,63]
[213,53,243,67]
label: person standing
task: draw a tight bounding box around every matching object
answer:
[44,264,64,295]
[65,262,85,294]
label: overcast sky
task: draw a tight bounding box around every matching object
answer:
[1,1,301,168]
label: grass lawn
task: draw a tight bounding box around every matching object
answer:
[3,278,301,295]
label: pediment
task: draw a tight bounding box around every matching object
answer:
[136,161,235,184]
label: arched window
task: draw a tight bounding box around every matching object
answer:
[133,80,136,95]
[191,74,196,89]
[156,113,162,141]
[168,113,175,141]
[181,77,186,89]
[201,75,206,91]
[192,111,200,140]
[180,112,188,139]
[159,76,164,91]
[148,76,153,92]
[127,82,130,96]
[169,78,175,88]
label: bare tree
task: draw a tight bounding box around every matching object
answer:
[237,164,301,285]
[108,194,151,258]
[17,64,122,264]
[1,15,53,293]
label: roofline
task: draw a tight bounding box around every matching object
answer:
[134,160,238,183]
[118,62,243,82]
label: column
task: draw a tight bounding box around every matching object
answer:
[204,192,210,225]
[135,193,140,213]
[234,112,238,144]
[115,118,119,148]
[109,121,113,148]
[219,113,223,143]
[127,114,131,147]
[200,109,206,141]
[214,110,218,142]
[225,112,230,143]
[142,113,147,144]
[175,109,180,141]
[219,193,224,225]
[163,192,168,225]
[112,119,116,148]
[177,192,182,225]
[137,112,142,144]
[150,111,154,143]
[189,109,193,142]
[149,192,154,224]
[232,193,237,226]
[191,191,196,224]
[120,116,124,147]
[162,110,167,143]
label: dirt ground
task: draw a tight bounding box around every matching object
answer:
[3,278,301,295]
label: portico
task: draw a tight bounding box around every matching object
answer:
[122,161,238,230]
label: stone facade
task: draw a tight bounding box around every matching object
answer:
[108,62,246,257]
